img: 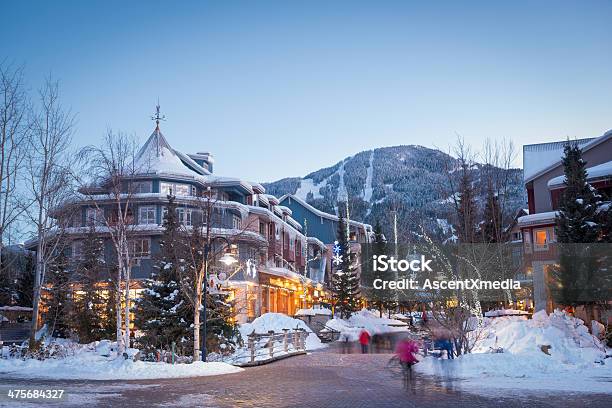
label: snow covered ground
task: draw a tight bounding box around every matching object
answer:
[325,309,409,341]
[415,310,612,394]
[0,341,242,380]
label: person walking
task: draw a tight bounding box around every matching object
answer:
[359,329,371,354]
[395,337,420,389]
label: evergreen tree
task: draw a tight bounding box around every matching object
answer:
[481,182,503,243]
[555,142,600,244]
[100,279,118,340]
[455,163,477,244]
[205,290,242,357]
[44,250,72,338]
[134,195,193,355]
[553,141,605,317]
[15,253,35,307]
[72,223,106,343]
[367,222,394,317]
[332,211,361,319]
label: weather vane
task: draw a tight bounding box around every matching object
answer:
[151,101,166,128]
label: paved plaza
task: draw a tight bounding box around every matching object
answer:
[2,346,610,408]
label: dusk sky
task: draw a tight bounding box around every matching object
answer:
[3,1,612,182]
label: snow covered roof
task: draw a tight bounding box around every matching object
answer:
[280,194,373,230]
[262,266,311,284]
[523,130,612,184]
[286,216,302,231]
[248,181,266,194]
[517,211,558,226]
[306,236,326,249]
[265,194,279,205]
[547,160,612,189]
[278,205,292,216]
[135,127,209,177]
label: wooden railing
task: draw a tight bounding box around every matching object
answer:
[229,328,308,366]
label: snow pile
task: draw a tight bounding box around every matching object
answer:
[238,313,326,351]
[415,310,612,394]
[325,309,408,341]
[473,310,606,363]
[0,341,242,380]
[483,309,530,317]
[295,307,332,316]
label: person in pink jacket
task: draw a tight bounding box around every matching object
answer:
[395,338,420,385]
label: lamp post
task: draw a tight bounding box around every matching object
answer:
[201,236,237,362]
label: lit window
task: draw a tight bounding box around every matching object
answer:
[534,229,549,251]
[138,206,156,225]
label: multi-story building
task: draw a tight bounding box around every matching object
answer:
[518,130,612,313]
[31,120,329,324]
[279,194,374,287]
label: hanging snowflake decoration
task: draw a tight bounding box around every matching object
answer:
[332,241,341,255]
[332,253,343,266]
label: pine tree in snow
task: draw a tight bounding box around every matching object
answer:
[134,195,192,356]
[44,250,72,338]
[553,141,608,319]
[331,211,361,319]
[72,223,106,343]
[555,141,600,244]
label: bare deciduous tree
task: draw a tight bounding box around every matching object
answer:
[77,130,139,355]
[0,62,29,287]
[25,76,75,346]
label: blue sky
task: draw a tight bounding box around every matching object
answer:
[2,1,612,182]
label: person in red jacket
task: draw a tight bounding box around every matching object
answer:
[359,329,371,354]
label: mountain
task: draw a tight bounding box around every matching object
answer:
[263,145,526,241]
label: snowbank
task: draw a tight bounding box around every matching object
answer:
[325,309,409,341]
[295,307,332,316]
[0,341,242,380]
[238,313,326,351]
[415,310,612,394]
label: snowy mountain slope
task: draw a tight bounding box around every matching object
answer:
[263,145,526,241]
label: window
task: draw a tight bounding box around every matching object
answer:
[275,225,280,239]
[177,208,192,226]
[132,181,152,194]
[72,241,84,260]
[139,206,156,225]
[534,229,549,251]
[129,238,151,258]
[259,221,266,236]
[160,182,173,196]
[191,186,197,196]
[86,208,104,226]
[524,230,532,254]
[175,184,190,196]
[160,182,193,197]
[232,215,242,230]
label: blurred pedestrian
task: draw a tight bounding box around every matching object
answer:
[359,329,371,354]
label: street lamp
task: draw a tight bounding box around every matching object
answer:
[202,236,236,362]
